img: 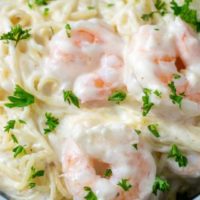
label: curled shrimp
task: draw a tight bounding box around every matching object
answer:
[61,123,156,200]
[44,19,125,103]
[125,17,200,116]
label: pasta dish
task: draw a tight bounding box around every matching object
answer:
[0,0,200,199]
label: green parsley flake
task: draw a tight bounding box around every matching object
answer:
[141,0,167,21]
[28,166,45,188]
[5,85,35,108]
[4,120,16,133]
[117,179,132,191]
[65,24,72,38]
[173,73,181,79]
[11,134,18,144]
[84,186,98,200]
[171,0,200,32]
[168,144,188,167]
[152,176,170,195]
[30,166,45,179]
[0,25,31,46]
[168,81,184,108]
[104,169,112,178]
[63,90,80,108]
[87,6,95,10]
[148,124,160,137]
[19,119,26,124]
[108,91,126,104]
[44,113,59,134]
[107,3,114,7]
[28,182,36,189]
[154,90,162,98]
[135,129,141,135]
[132,144,138,150]
[34,0,48,6]
[43,7,49,16]
[142,88,154,116]
[13,145,26,158]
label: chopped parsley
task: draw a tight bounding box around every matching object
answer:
[30,166,45,179]
[4,120,16,133]
[132,144,138,150]
[0,25,31,46]
[173,73,181,79]
[154,90,162,98]
[84,186,98,200]
[168,81,184,108]
[152,176,170,195]
[44,112,59,134]
[65,24,72,38]
[117,179,132,191]
[142,88,154,116]
[28,166,45,188]
[87,6,95,10]
[104,169,112,178]
[148,124,160,137]
[34,0,48,5]
[13,145,26,158]
[11,134,18,144]
[19,119,26,124]
[107,3,114,7]
[135,129,141,135]
[171,0,200,32]
[63,90,80,108]
[28,182,36,189]
[168,144,188,167]
[43,7,49,16]
[5,85,35,108]
[141,0,167,21]
[108,91,126,104]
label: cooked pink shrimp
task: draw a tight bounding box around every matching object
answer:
[125,17,200,115]
[62,127,156,200]
[44,20,124,103]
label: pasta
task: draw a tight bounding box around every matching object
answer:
[0,0,200,200]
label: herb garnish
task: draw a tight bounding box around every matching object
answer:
[135,129,141,135]
[107,3,114,7]
[0,25,31,46]
[65,24,72,38]
[132,144,138,150]
[148,124,160,137]
[11,134,18,144]
[34,0,48,5]
[104,169,112,178]
[171,0,200,32]
[13,145,26,158]
[4,120,16,133]
[168,81,184,108]
[141,0,167,21]
[117,179,132,191]
[28,166,45,188]
[44,112,59,134]
[5,85,35,108]
[108,91,126,104]
[63,90,80,108]
[142,88,154,116]
[168,144,188,167]
[84,186,98,200]
[152,176,170,195]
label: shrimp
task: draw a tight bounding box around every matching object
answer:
[125,17,200,116]
[44,20,125,103]
[61,123,156,200]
